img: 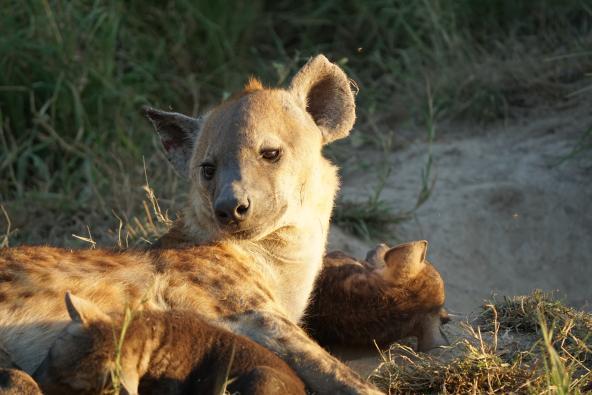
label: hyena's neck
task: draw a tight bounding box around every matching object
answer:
[259,220,329,322]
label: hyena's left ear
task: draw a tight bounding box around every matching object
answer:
[289,55,356,145]
[143,106,203,178]
[65,291,112,326]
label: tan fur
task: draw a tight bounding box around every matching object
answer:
[305,241,449,351]
[0,369,41,395]
[34,293,305,395]
[243,76,265,93]
[0,55,380,394]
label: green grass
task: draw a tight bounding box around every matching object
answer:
[0,0,590,246]
[109,305,134,395]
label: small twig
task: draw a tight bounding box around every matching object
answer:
[72,226,96,249]
[0,205,12,248]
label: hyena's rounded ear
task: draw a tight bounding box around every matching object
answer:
[142,106,203,178]
[65,291,111,326]
[289,55,356,145]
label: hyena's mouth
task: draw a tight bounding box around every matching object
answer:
[216,203,288,239]
[226,226,267,240]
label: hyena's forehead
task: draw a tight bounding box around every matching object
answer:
[201,90,321,151]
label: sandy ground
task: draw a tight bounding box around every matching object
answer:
[327,99,592,375]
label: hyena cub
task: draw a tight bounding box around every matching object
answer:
[305,241,449,351]
[34,292,305,395]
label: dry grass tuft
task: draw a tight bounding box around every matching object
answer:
[371,328,537,393]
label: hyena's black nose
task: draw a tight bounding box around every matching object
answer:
[214,196,251,225]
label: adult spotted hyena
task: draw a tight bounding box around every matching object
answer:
[0,55,380,394]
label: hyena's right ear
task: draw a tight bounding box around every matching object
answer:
[142,106,203,178]
[65,291,111,326]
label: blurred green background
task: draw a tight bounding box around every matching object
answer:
[0,0,590,245]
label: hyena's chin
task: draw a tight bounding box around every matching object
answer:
[222,226,266,241]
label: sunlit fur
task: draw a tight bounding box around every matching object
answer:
[0,56,381,394]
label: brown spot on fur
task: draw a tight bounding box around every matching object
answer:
[0,273,13,282]
[43,289,58,298]
[93,259,116,269]
[247,295,265,308]
[18,291,33,299]
[125,286,141,301]
[171,257,194,273]
[38,273,51,282]
[151,254,167,274]
[213,304,229,315]
[5,263,20,272]
[0,293,7,303]
[211,279,222,290]
[219,274,235,285]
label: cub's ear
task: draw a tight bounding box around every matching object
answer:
[142,106,203,178]
[383,240,428,281]
[289,55,356,145]
[65,291,111,326]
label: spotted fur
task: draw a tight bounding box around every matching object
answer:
[0,55,381,394]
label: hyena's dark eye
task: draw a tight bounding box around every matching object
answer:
[260,148,281,163]
[200,163,216,180]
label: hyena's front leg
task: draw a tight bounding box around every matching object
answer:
[222,310,382,395]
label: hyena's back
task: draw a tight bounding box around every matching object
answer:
[0,244,273,374]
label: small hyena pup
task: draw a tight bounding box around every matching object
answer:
[305,241,449,351]
[34,292,305,395]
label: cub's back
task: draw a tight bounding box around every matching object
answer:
[139,310,305,395]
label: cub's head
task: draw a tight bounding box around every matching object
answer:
[144,55,356,240]
[34,293,140,395]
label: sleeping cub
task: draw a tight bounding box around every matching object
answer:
[34,292,305,395]
[305,240,449,351]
